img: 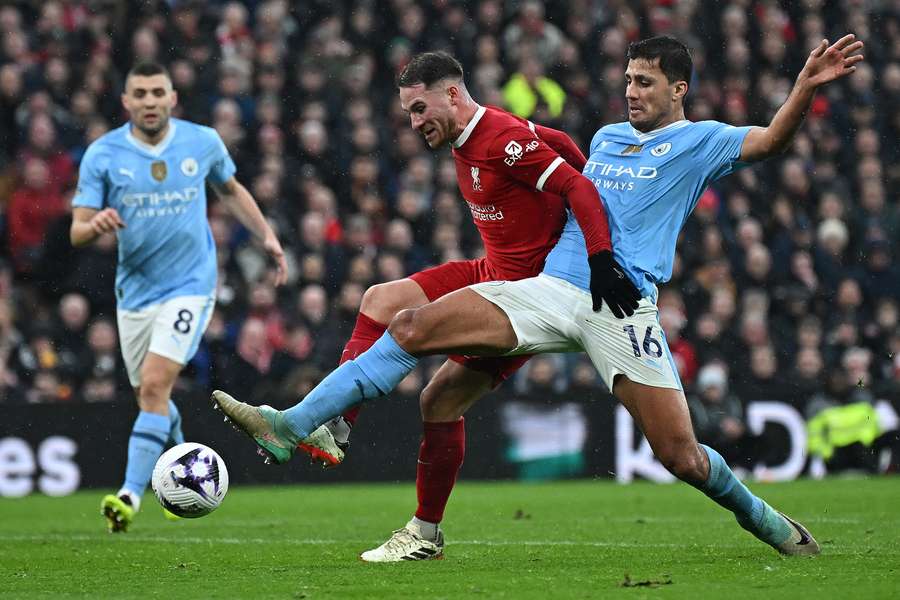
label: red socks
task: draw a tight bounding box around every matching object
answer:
[338,312,387,425]
[415,418,466,524]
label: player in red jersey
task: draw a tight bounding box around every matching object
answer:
[212,52,638,557]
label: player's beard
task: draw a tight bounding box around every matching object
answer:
[629,110,663,133]
[137,112,170,139]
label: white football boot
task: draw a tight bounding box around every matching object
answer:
[360,520,445,562]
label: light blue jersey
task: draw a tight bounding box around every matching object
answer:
[543,120,752,299]
[72,118,235,310]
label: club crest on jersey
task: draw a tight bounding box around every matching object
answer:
[621,144,644,155]
[181,157,199,177]
[151,161,167,182]
[651,142,672,157]
[471,167,482,191]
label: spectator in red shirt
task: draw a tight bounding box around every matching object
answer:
[7,157,67,272]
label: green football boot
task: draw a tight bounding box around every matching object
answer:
[101,494,135,533]
[211,390,344,466]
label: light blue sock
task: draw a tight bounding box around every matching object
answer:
[281,332,418,440]
[698,444,791,545]
[123,411,170,497]
[168,399,185,446]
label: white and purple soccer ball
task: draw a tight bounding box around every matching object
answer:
[151,442,229,518]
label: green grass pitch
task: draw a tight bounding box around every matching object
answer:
[2,477,898,599]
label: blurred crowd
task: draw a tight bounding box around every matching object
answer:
[0,0,898,468]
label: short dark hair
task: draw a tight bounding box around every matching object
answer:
[627,36,692,84]
[397,51,463,88]
[126,61,171,81]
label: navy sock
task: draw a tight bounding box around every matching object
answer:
[123,411,170,497]
[282,332,418,440]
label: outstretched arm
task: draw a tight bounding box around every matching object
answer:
[211,177,288,285]
[740,34,864,162]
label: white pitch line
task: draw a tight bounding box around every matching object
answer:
[0,533,737,549]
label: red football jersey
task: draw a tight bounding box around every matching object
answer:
[451,105,571,280]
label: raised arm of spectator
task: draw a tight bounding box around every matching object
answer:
[740,34,864,163]
[210,177,288,286]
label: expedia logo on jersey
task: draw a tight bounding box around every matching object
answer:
[471,167,483,191]
[123,186,200,217]
[504,141,523,166]
[504,139,540,166]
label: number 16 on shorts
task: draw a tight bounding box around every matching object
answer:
[623,325,663,358]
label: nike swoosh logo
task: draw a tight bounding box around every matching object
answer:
[119,168,135,180]
[781,513,812,545]
[417,460,432,466]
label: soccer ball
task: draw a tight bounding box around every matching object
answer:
[151,442,229,518]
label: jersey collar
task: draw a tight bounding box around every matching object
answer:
[451,104,486,148]
[630,119,689,144]
[126,120,178,156]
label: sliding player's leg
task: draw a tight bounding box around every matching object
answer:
[304,260,496,459]
[614,377,819,555]
[316,278,429,451]
[212,287,518,464]
[574,292,820,556]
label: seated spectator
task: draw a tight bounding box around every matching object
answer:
[688,362,749,467]
[734,344,784,403]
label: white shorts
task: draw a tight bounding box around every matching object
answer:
[470,274,682,392]
[117,294,215,387]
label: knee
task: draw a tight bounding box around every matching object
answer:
[419,380,469,422]
[138,370,170,409]
[656,442,707,484]
[419,382,439,418]
[360,282,402,323]
[388,308,428,352]
[419,380,448,420]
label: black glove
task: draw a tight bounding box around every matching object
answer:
[587,250,641,317]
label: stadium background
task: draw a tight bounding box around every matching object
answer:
[0,0,899,492]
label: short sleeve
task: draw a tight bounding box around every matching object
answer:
[693,121,753,181]
[207,130,237,184]
[487,126,565,192]
[71,143,107,210]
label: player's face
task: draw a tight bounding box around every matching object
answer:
[624,59,685,132]
[122,74,178,139]
[399,83,455,148]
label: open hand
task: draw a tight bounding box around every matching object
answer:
[800,34,865,88]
